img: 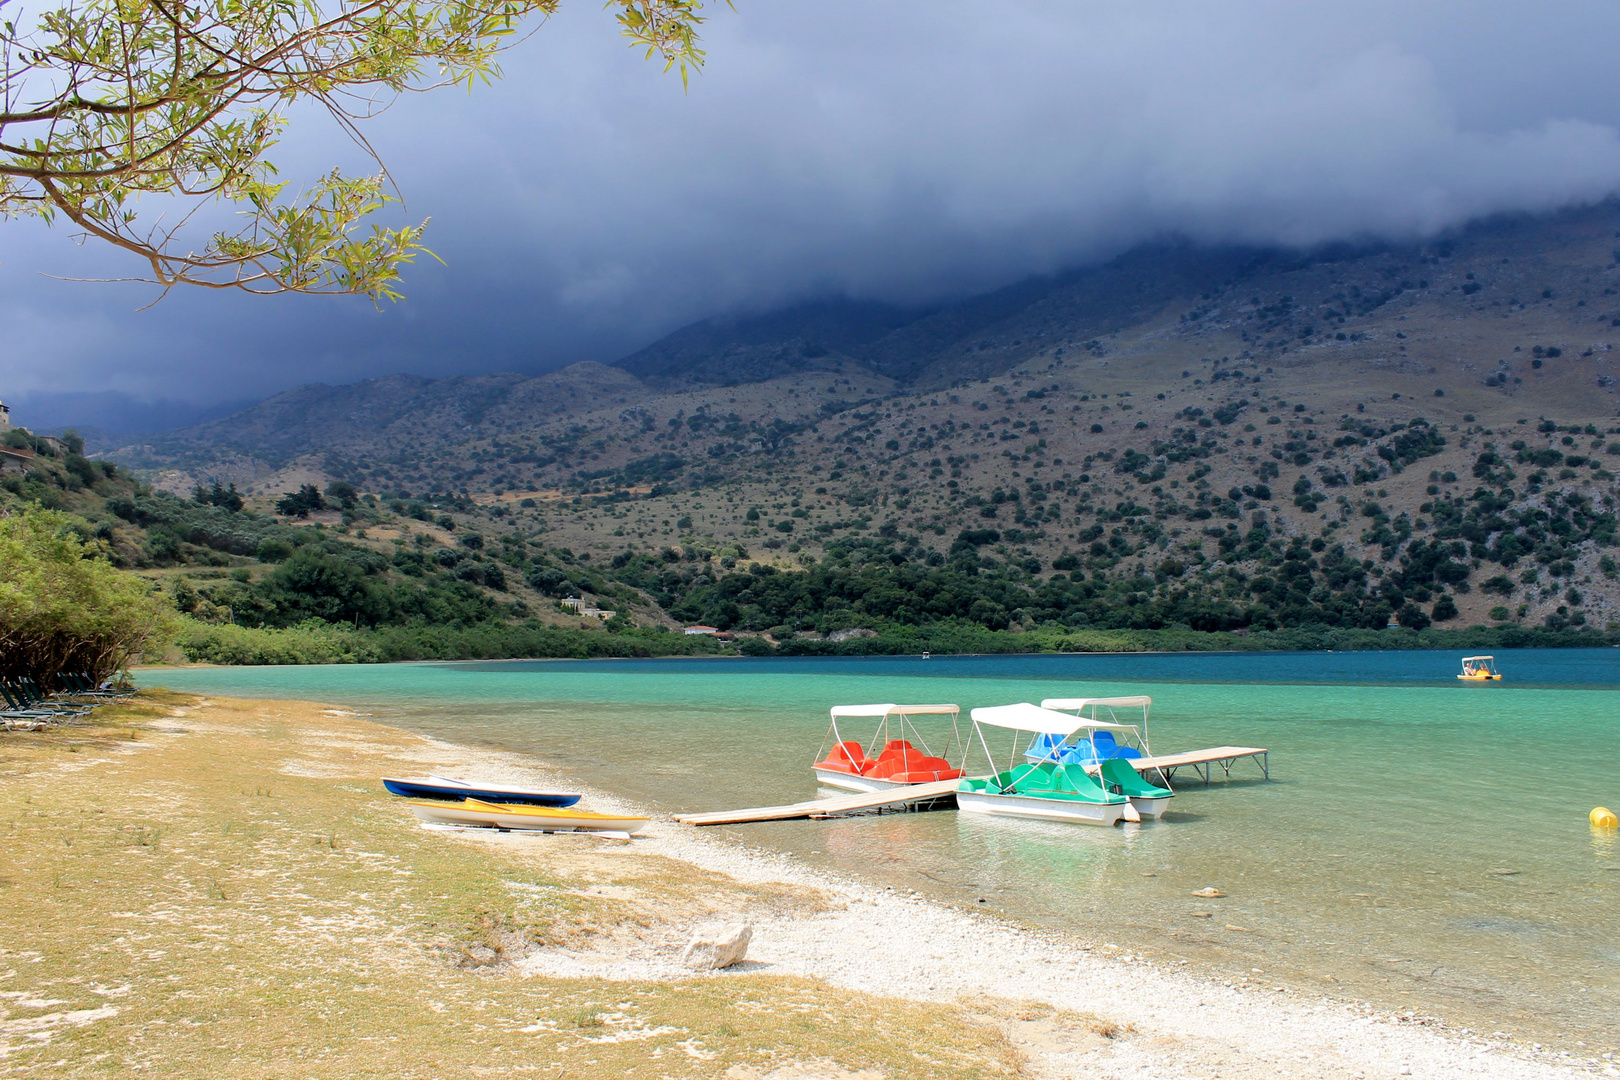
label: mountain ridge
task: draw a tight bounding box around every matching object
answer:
[89,198,1620,636]
[119,200,1610,475]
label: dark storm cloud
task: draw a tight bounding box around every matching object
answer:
[7,0,1620,410]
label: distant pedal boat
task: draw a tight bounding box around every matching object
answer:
[407,798,649,834]
[382,775,582,807]
[1457,655,1503,681]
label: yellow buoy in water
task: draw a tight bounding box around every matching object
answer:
[1592,807,1619,828]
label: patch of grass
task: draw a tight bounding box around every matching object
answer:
[0,692,1021,1079]
[1088,1017,1136,1040]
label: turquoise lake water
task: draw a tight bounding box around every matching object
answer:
[145,649,1620,1049]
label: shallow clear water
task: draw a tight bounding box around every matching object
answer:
[146,649,1620,1049]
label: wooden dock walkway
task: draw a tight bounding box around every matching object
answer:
[673,746,1269,827]
[673,779,960,827]
[1098,745,1270,784]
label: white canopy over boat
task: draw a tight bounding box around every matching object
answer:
[969,702,1134,736]
[1041,695,1151,714]
[830,703,960,718]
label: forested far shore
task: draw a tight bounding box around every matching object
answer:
[169,614,1618,666]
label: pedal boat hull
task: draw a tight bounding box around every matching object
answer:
[955,788,1127,826]
[1124,794,1172,819]
[812,767,961,794]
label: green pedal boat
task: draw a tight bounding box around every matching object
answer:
[956,702,1174,825]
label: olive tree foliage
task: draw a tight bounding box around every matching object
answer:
[0,0,709,299]
[0,505,180,684]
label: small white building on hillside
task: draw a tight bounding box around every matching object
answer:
[0,399,11,432]
[561,596,617,621]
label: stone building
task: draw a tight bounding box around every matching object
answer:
[0,446,35,475]
[0,399,10,432]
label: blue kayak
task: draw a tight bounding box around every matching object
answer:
[381,775,582,807]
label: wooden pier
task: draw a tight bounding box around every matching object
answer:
[673,779,960,827]
[673,745,1269,827]
[1099,745,1270,784]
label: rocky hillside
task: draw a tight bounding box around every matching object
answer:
[110,363,649,488]
[100,200,1620,639]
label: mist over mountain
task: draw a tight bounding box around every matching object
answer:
[7,1,1620,407]
[115,198,1620,473]
[5,391,252,442]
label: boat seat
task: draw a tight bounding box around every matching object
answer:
[1059,764,1125,803]
[1087,732,1140,760]
[992,764,1121,804]
[1057,732,1143,765]
[1098,758,1173,799]
[817,740,872,775]
[868,751,957,781]
[1029,731,1142,765]
[972,767,1127,803]
[1005,763,1059,793]
[1027,733,1066,760]
[889,756,964,783]
[969,769,1023,794]
[867,741,925,771]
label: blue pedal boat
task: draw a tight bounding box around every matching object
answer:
[381,774,582,807]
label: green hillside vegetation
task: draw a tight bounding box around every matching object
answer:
[2,431,727,665]
[10,421,1612,667]
[599,511,1618,651]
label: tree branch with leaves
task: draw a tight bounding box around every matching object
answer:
[0,0,709,299]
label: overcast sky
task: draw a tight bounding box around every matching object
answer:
[7,0,1620,418]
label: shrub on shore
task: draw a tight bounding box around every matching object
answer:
[0,505,179,685]
[177,619,384,665]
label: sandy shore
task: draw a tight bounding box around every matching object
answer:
[437,743,1609,1080]
[1,692,1610,1079]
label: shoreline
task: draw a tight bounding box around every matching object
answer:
[2,692,1606,1078]
[346,706,1605,1080]
[166,617,1620,671]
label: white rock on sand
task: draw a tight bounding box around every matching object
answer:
[413,740,1601,1080]
[681,922,752,970]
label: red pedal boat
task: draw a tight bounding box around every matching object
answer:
[812,703,966,793]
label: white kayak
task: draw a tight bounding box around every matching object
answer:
[406,797,650,834]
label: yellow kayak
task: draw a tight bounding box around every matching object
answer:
[407,798,649,834]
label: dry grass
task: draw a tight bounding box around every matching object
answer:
[0,693,1020,1078]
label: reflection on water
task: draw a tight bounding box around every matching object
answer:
[148,649,1620,1050]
